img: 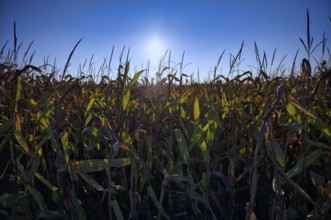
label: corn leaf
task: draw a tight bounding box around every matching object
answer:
[0,135,8,155]
[61,132,70,165]
[206,109,222,128]
[0,193,33,218]
[34,172,58,191]
[85,97,95,113]
[122,70,144,111]
[314,118,331,139]
[199,172,208,199]
[74,198,87,220]
[286,103,301,124]
[165,174,193,185]
[287,101,331,139]
[286,149,322,178]
[0,118,13,134]
[13,77,22,113]
[174,129,189,164]
[111,200,124,220]
[266,140,285,167]
[121,130,132,144]
[14,131,29,153]
[74,158,131,173]
[77,170,107,191]
[147,185,168,217]
[122,89,131,111]
[194,97,200,121]
[26,185,47,211]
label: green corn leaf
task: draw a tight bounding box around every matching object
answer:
[287,101,331,139]
[26,185,47,211]
[165,174,193,185]
[200,141,210,163]
[0,135,9,155]
[122,89,131,111]
[191,125,204,149]
[129,70,144,88]
[286,149,322,178]
[61,132,70,165]
[111,200,124,220]
[85,97,95,113]
[147,185,160,208]
[84,113,93,127]
[14,77,22,112]
[147,184,168,218]
[121,130,133,144]
[16,158,29,183]
[206,109,222,128]
[0,193,33,218]
[74,158,131,173]
[82,126,100,137]
[314,118,331,139]
[122,70,144,111]
[35,172,58,191]
[174,129,189,164]
[0,118,13,134]
[289,100,316,119]
[266,140,285,167]
[77,170,107,191]
[286,103,301,124]
[0,160,9,180]
[74,198,87,220]
[185,188,207,204]
[14,131,29,153]
[199,172,208,199]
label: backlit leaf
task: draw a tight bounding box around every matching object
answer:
[194,97,200,121]
[286,103,301,124]
[122,89,131,111]
[122,70,144,110]
[121,130,132,144]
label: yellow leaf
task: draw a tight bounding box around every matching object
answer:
[15,132,29,153]
[15,114,21,132]
[193,97,200,121]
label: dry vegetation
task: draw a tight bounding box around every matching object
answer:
[0,11,331,220]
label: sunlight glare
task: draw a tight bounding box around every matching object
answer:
[144,35,167,70]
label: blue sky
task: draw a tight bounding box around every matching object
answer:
[1,0,330,81]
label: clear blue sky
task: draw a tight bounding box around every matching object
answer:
[1,0,330,81]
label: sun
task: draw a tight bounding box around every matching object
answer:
[144,35,167,69]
